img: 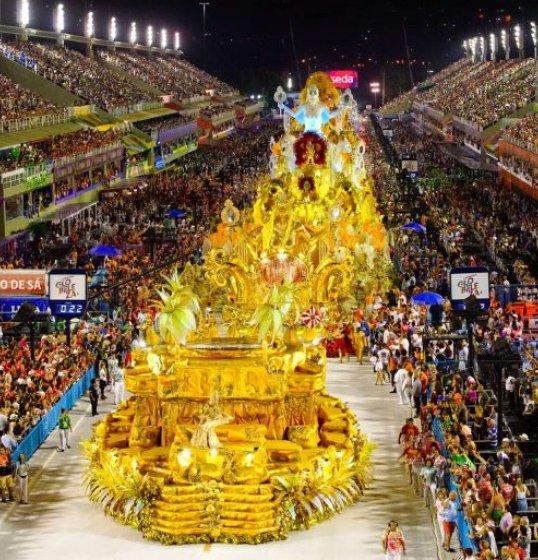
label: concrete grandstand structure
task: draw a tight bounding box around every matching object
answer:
[0,26,264,241]
[380,54,538,200]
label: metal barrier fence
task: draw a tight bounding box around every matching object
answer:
[433,417,476,552]
[11,364,96,463]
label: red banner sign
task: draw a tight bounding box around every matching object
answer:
[328,70,358,89]
[0,270,47,297]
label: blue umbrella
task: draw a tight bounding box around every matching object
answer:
[412,291,444,306]
[401,221,426,234]
[166,209,186,219]
[89,244,122,257]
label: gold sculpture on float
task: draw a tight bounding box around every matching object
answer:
[84,73,390,545]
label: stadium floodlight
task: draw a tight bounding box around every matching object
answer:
[500,29,509,60]
[85,11,94,38]
[531,22,537,58]
[370,81,380,107]
[17,0,30,28]
[469,37,477,62]
[109,17,117,42]
[161,28,168,50]
[147,25,154,47]
[287,76,293,90]
[130,22,137,45]
[462,39,469,56]
[514,24,524,58]
[479,36,485,62]
[174,31,181,51]
[54,3,65,34]
[489,33,497,62]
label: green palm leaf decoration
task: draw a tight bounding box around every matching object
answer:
[250,281,304,343]
[152,271,200,345]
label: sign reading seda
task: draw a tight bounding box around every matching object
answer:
[328,70,358,89]
[0,270,47,297]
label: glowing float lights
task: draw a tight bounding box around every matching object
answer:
[17,0,30,28]
[177,448,192,468]
[109,17,117,42]
[85,11,94,39]
[130,22,137,45]
[161,28,168,50]
[174,31,181,51]
[54,3,65,34]
[147,25,154,47]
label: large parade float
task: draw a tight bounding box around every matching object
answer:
[83,73,391,544]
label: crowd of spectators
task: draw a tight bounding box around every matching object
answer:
[383,56,536,131]
[504,115,538,151]
[0,129,122,174]
[200,103,234,119]
[0,121,279,494]
[0,74,59,125]
[363,115,538,558]
[97,50,236,101]
[447,59,535,129]
[0,40,155,110]
[136,113,194,135]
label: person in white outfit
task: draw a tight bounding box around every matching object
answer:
[394,368,408,404]
[113,366,125,405]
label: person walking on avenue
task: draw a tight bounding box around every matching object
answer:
[89,379,99,417]
[57,408,72,452]
[15,453,29,504]
[98,363,108,400]
[382,520,406,559]
[112,364,125,406]
[353,327,367,364]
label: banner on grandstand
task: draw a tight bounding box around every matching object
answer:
[0,270,47,297]
[328,70,358,89]
[48,269,87,318]
[449,266,490,311]
[0,297,49,320]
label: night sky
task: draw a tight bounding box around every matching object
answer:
[1,1,537,98]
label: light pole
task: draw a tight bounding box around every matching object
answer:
[200,2,209,66]
[370,82,380,109]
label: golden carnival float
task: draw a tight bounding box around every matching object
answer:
[84,73,391,544]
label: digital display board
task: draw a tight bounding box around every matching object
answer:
[48,269,87,318]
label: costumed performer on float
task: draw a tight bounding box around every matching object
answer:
[277,84,342,136]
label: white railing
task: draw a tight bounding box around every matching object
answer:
[0,162,53,189]
[111,100,164,116]
[54,142,124,167]
[0,109,70,134]
[502,135,538,155]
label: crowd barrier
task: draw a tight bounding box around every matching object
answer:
[11,364,96,463]
[433,417,476,552]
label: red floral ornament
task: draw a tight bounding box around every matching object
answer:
[293,132,327,166]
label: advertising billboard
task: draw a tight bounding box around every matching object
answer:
[0,270,47,297]
[328,70,358,89]
[449,266,490,311]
